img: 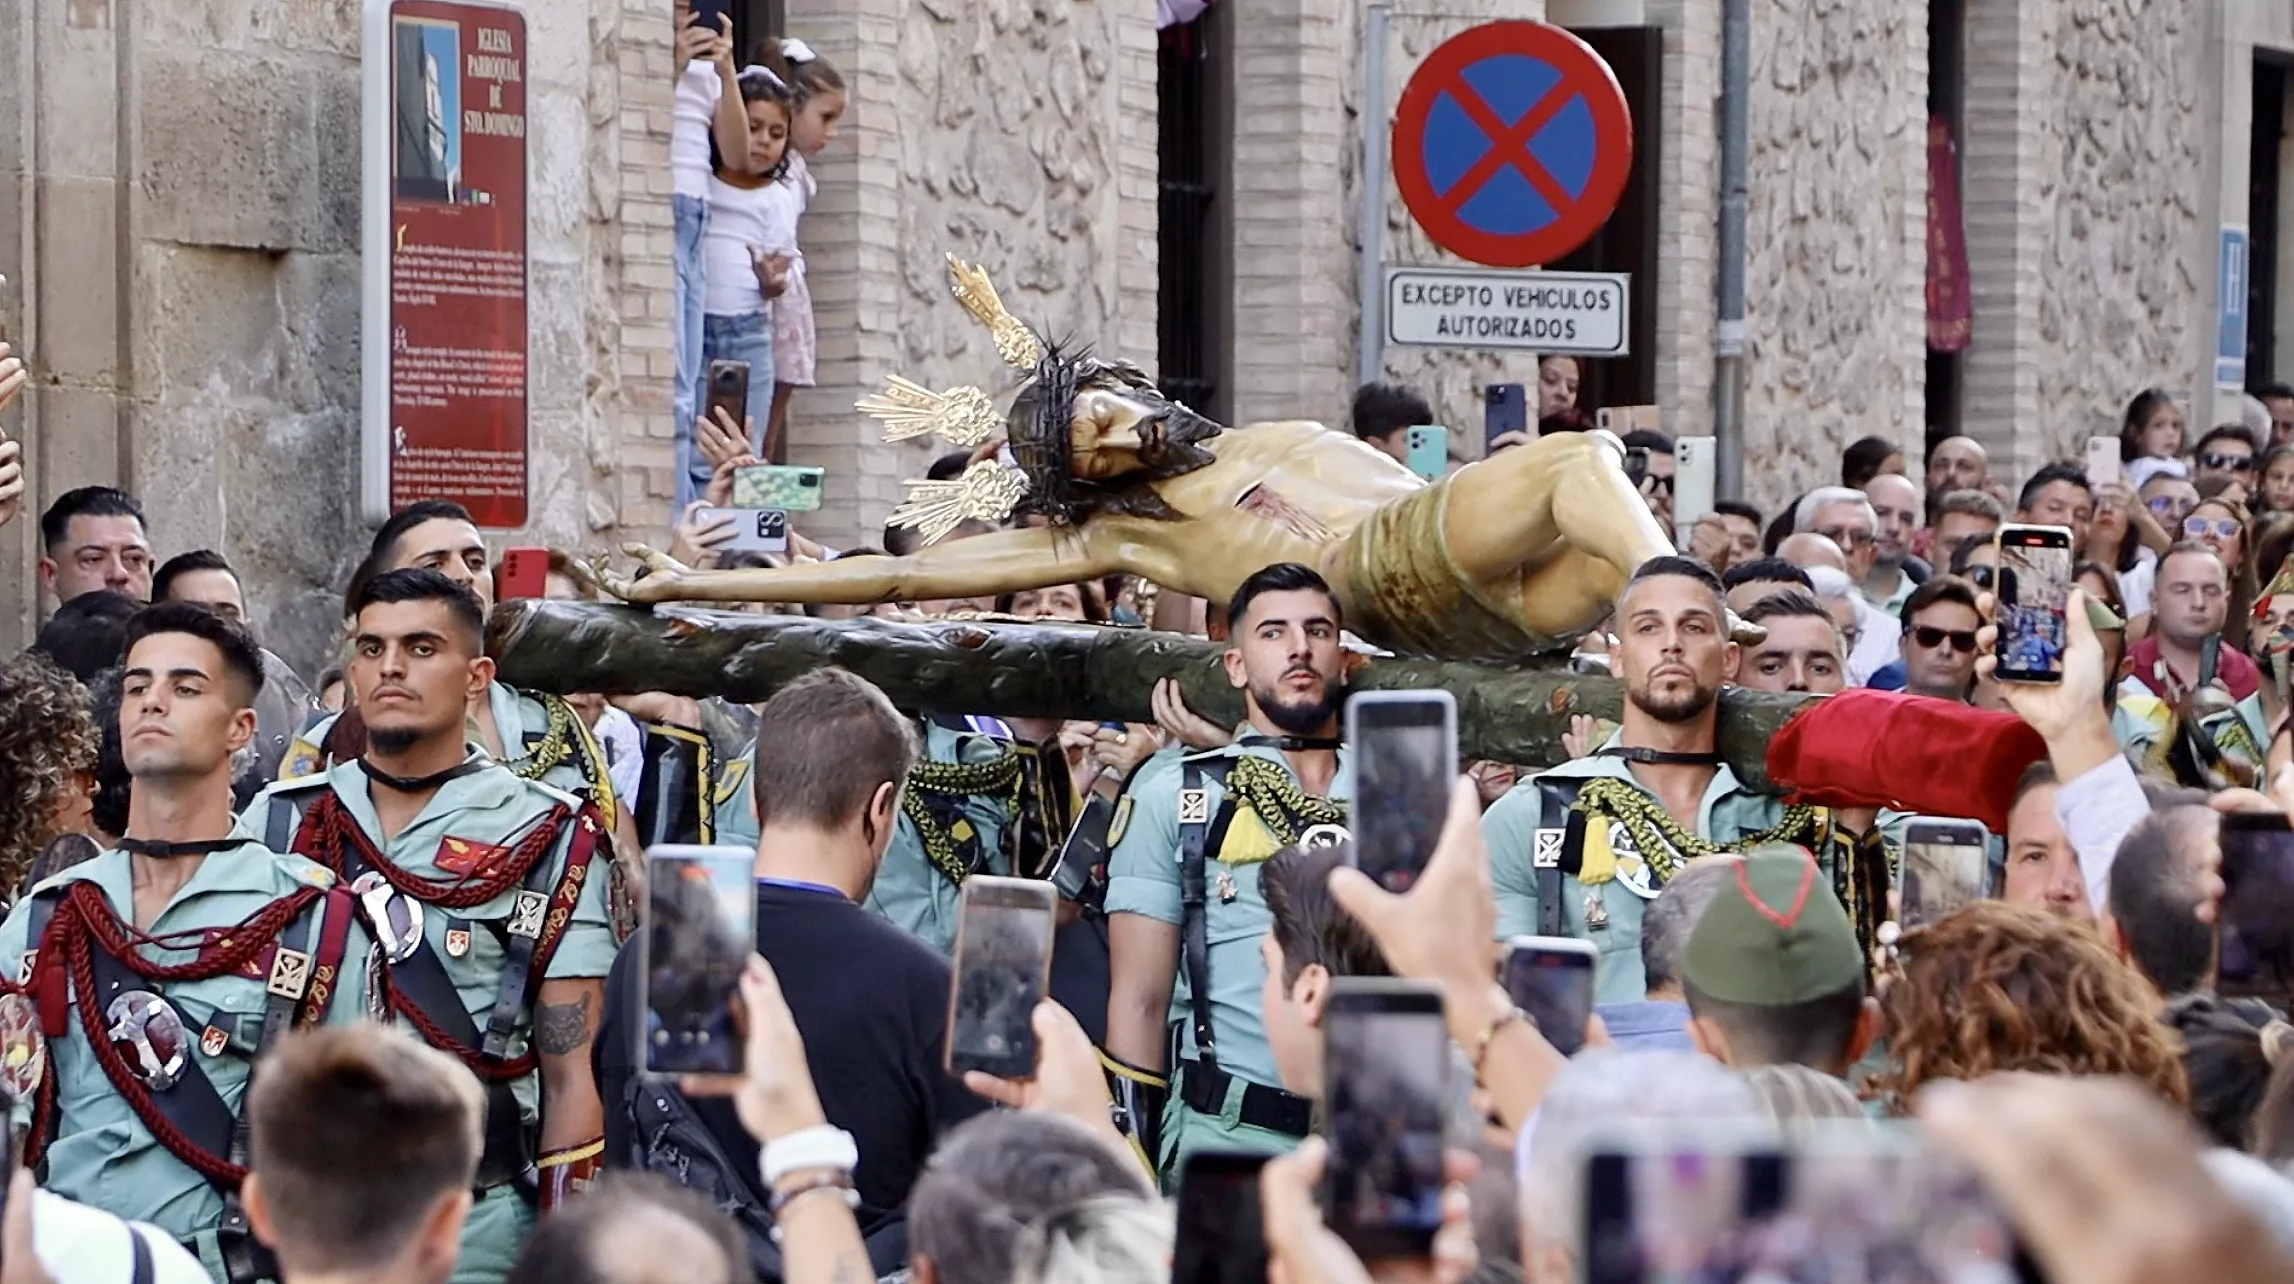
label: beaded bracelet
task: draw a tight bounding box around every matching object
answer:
[1471,1007,1528,1078]
[767,1174,862,1244]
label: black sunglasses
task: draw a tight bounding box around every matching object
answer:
[1962,566,1995,591]
[2199,450,2255,473]
[1910,625,1978,654]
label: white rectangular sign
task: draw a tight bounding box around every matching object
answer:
[1385,266,1630,356]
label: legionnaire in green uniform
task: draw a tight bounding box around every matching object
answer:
[239,571,619,1284]
[1103,564,1353,1189]
[713,718,1026,954]
[1481,558,1889,1005]
[0,605,372,1283]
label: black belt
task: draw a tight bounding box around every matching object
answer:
[1178,1061,1312,1139]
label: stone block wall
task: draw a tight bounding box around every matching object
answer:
[2028,0,2208,463]
[1737,0,1928,513]
[789,0,1158,549]
[0,0,663,671]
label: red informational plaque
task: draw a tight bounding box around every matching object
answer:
[363,0,529,527]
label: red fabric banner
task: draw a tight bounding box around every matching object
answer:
[1926,115,1971,354]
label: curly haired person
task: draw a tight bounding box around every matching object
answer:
[1877,900,2189,1113]
[0,650,100,895]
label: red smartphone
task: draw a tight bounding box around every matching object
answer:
[496,547,548,601]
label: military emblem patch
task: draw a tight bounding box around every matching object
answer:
[200,1025,229,1058]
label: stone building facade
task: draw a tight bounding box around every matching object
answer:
[0,0,2287,664]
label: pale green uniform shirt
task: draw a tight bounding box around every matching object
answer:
[1102,735,1352,1183]
[1481,733,1821,1005]
[712,723,1018,955]
[0,841,371,1275]
[236,756,619,1284]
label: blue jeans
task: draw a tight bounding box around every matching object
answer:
[689,310,775,503]
[672,195,709,510]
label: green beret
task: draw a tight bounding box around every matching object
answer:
[1682,844,1864,1005]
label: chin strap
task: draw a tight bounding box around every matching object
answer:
[1235,733,1343,752]
[537,1138,605,1211]
[1595,746,1724,767]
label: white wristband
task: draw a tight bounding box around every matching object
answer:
[760,1124,859,1188]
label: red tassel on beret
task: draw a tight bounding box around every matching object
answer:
[1765,689,2047,834]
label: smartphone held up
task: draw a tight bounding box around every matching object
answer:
[639,845,756,1076]
[1344,690,1458,894]
[945,876,1057,1080]
[1991,524,2072,684]
[1320,979,1449,1260]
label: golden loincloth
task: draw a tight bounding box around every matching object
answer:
[1341,476,1564,662]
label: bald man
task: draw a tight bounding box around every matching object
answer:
[1860,473,1922,616]
[1777,532,1850,575]
[1926,437,1989,496]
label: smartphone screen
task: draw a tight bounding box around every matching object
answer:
[1171,1150,1272,1284]
[1584,1126,2035,1284]
[1993,525,2072,683]
[1502,936,1597,1057]
[946,877,1057,1079]
[704,358,750,433]
[1322,980,1448,1260]
[2218,812,2294,1004]
[1344,692,1459,894]
[640,845,756,1075]
[1901,817,1990,931]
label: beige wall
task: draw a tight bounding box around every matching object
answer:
[788,0,1159,549]
[1737,0,1928,511]
[0,0,671,674]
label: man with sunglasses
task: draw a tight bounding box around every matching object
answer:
[1897,576,1983,703]
[1623,429,1675,527]
[2113,543,2269,783]
[2192,425,2260,494]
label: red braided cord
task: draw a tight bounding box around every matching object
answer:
[64,882,319,982]
[52,901,245,1185]
[302,792,563,909]
[386,983,535,1080]
[292,792,562,1081]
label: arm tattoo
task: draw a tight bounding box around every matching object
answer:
[535,992,593,1056]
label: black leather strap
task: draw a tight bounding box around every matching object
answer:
[1535,781,1590,938]
[635,724,708,847]
[264,794,298,853]
[1177,1060,1312,1138]
[328,839,531,1189]
[130,1228,154,1284]
[1177,760,1236,1072]
[481,834,565,1061]
[78,946,239,1193]
[213,900,321,1284]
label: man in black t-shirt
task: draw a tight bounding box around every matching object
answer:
[596,668,988,1258]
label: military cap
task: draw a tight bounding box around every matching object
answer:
[1682,844,1863,1005]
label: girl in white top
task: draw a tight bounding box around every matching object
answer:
[755,39,847,460]
[696,71,797,472]
[670,0,752,509]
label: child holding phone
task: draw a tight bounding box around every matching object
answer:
[755,39,848,460]
[693,69,797,504]
[670,0,750,502]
